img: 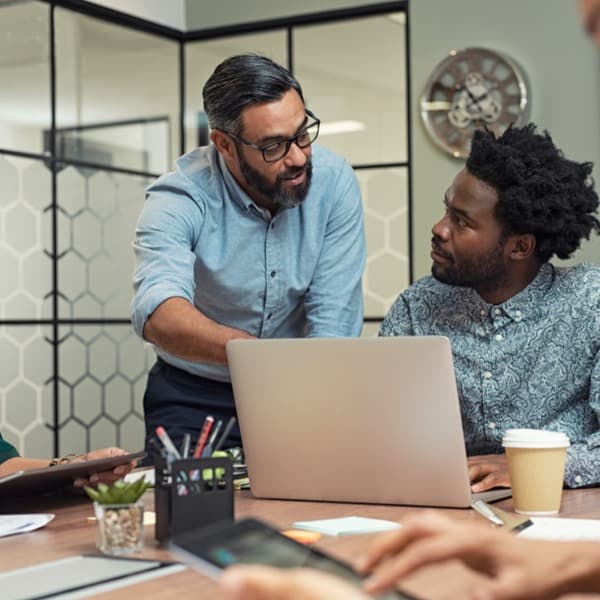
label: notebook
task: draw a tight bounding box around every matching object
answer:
[226,336,510,508]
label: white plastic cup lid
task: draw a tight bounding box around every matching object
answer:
[502,428,570,448]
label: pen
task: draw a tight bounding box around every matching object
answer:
[471,500,504,526]
[214,416,237,452]
[181,433,191,459]
[155,426,181,460]
[201,419,223,457]
[193,415,214,458]
[480,502,534,533]
[511,518,534,533]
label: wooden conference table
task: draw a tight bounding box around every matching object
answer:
[1,487,599,599]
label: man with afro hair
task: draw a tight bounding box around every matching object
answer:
[381,123,600,491]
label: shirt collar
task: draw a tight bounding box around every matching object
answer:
[475,263,555,321]
[217,151,276,221]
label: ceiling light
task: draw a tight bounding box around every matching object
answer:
[319,120,366,136]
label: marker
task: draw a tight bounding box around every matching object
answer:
[201,419,223,457]
[214,416,237,452]
[471,500,504,527]
[193,415,214,458]
[155,426,181,460]
[181,433,191,459]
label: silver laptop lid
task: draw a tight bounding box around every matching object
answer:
[227,336,476,508]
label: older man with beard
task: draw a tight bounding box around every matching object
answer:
[131,54,366,459]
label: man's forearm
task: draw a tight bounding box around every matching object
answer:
[143,297,254,365]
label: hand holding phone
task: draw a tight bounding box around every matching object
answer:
[168,517,420,600]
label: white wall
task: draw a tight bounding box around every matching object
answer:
[185,0,386,30]
[87,0,186,30]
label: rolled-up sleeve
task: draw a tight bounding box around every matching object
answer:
[130,181,204,338]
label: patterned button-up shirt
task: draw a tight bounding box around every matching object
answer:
[380,263,600,488]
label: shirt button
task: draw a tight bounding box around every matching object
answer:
[483,371,493,379]
[488,422,496,429]
[480,309,486,317]
[494,308,501,315]
[515,310,522,317]
[574,475,583,484]
[495,334,503,341]
[270,271,276,278]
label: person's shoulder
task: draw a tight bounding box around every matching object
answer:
[389,275,453,309]
[553,262,600,303]
[147,146,217,196]
[404,275,449,297]
[145,147,221,214]
[312,144,352,176]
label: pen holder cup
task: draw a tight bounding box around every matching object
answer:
[154,455,234,543]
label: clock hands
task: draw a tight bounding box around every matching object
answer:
[450,73,502,126]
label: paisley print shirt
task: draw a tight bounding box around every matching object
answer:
[380,263,600,488]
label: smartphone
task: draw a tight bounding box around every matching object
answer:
[169,517,421,600]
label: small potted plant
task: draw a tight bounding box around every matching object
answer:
[85,477,152,555]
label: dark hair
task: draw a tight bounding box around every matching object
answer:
[202,54,304,136]
[466,124,600,262]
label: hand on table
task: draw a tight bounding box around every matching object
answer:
[468,453,510,492]
[72,447,137,488]
[356,511,599,600]
[220,565,369,600]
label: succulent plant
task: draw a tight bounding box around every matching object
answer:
[84,476,151,505]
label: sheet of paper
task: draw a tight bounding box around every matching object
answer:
[517,517,600,541]
[292,516,401,536]
[0,513,54,537]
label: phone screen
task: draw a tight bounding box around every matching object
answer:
[172,518,420,600]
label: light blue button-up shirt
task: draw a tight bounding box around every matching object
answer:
[380,263,600,488]
[131,144,366,382]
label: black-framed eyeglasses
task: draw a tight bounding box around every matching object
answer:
[223,109,320,163]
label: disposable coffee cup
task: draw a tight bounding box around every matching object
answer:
[502,429,570,516]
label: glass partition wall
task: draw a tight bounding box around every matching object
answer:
[0,0,410,457]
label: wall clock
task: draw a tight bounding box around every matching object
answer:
[420,47,530,158]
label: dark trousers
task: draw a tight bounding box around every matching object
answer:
[142,358,241,465]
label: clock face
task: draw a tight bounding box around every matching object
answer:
[420,47,530,158]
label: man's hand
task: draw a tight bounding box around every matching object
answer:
[468,453,510,492]
[220,565,369,600]
[356,511,600,599]
[71,447,137,488]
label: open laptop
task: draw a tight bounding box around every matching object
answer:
[226,336,511,508]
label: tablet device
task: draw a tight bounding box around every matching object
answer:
[0,450,145,498]
[169,517,421,600]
